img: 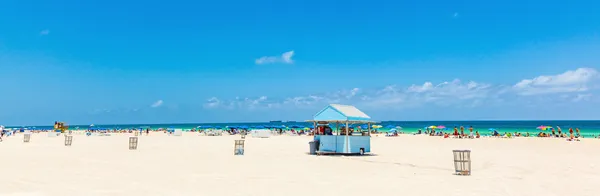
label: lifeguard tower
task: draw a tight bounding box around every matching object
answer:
[307,104,375,155]
[54,121,68,133]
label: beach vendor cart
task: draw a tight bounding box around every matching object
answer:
[307,104,375,155]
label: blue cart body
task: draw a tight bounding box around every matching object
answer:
[314,135,370,154]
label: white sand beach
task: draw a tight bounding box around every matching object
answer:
[1,133,599,196]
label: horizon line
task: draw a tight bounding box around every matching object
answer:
[4,119,600,127]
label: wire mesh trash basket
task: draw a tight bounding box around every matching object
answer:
[453,150,471,175]
[64,135,73,146]
[129,137,138,150]
[23,134,31,143]
[234,140,245,155]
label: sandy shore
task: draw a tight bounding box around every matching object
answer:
[0,132,599,196]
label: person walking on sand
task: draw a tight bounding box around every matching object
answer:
[453,126,459,136]
[460,126,465,138]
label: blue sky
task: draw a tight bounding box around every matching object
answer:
[1,0,599,125]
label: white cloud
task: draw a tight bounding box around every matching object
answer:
[453,12,459,18]
[283,95,325,106]
[407,82,433,92]
[513,68,599,95]
[363,79,493,109]
[204,80,494,110]
[150,100,163,108]
[40,29,50,35]
[203,68,598,111]
[255,51,295,64]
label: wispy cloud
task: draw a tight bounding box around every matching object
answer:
[204,68,598,110]
[255,51,295,65]
[39,29,50,36]
[151,100,164,108]
[513,68,599,95]
[203,97,221,108]
[203,96,274,110]
[453,12,459,18]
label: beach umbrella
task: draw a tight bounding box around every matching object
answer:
[372,125,382,129]
[437,125,446,129]
[536,125,549,131]
[385,125,395,129]
[429,125,437,129]
[396,126,403,130]
[389,128,397,132]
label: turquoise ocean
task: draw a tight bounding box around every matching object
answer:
[6,120,600,137]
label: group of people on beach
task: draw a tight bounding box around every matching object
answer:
[2,124,599,141]
[415,125,591,140]
[541,126,582,140]
[417,126,480,139]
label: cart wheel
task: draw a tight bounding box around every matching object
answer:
[359,148,365,155]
